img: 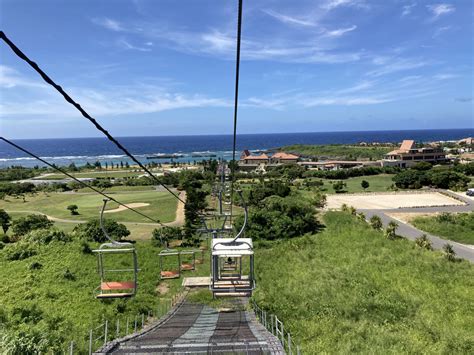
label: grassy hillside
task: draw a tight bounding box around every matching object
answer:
[412,212,474,245]
[298,174,396,194]
[280,144,392,160]
[253,211,474,353]
[0,191,177,223]
[0,239,208,353]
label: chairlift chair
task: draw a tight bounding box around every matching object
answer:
[180,250,196,271]
[93,199,138,299]
[210,190,255,297]
[159,249,181,279]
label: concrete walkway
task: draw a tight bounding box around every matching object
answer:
[360,190,474,263]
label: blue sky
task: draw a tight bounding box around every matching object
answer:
[0,0,473,139]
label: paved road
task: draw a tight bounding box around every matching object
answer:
[100,300,284,354]
[360,190,474,263]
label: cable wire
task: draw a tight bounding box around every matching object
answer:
[1,137,166,227]
[0,30,185,206]
[229,0,243,223]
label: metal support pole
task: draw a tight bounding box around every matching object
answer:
[69,341,74,355]
[288,333,292,355]
[141,313,145,328]
[297,345,301,355]
[126,317,129,334]
[134,316,138,332]
[104,320,108,345]
[89,330,93,355]
[116,319,120,337]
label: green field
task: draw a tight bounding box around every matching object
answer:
[0,239,209,352]
[280,144,392,160]
[35,170,146,180]
[0,190,177,224]
[254,212,474,353]
[412,212,474,245]
[297,174,396,194]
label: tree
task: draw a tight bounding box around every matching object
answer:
[369,215,383,230]
[67,204,79,215]
[72,218,130,242]
[384,221,398,240]
[361,180,370,190]
[152,226,182,247]
[0,209,11,234]
[12,214,54,237]
[332,181,347,193]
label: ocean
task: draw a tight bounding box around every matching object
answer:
[1,128,472,168]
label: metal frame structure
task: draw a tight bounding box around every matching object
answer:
[180,250,196,271]
[159,249,181,279]
[93,199,138,299]
[210,189,255,297]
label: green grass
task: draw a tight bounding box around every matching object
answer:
[412,212,474,245]
[76,185,155,193]
[36,170,146,180]
[0,238,210,352]
[296,174,396,194]
[253,211,474,353]
[0,191,177,223]
[280,144,392,160]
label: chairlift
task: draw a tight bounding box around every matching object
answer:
[180,250,196,271]
[159,249,181,279]
[210,190,255,298]
[93,199,138,299]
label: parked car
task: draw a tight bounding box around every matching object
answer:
[466,188,474,196]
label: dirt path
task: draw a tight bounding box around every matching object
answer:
[164,191,186,227]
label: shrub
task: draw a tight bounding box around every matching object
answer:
[385,221,398,240]
[235,196,321,240]
[12,215,54,237]
[415,234,432,250]
[23,228,71,244]
[0,209,11,234]
[62,269,76,281]
[361,180,369,190]
[443,244,456,262]
[80,241,92,254]
[332,181,347,193]
[4,242,38,261]
[152,226,182,247]
[29,261,43,270]
[369,215,383,230]
[72,218,130,242]
[66,204,79,215]
[0,241,5,250]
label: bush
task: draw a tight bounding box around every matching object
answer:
[72,218,130,242]
[235,196,321,240]
[80,241,92,254]
[443,244,456,262]
[369,215,383,230]
[4,242,38,261]
[12,215,54,237]
[385,221,398,240]
[152,226,182,247]
[62,269,76,281]
[29,261,43,270]
[415,234,432,250]
[23,228,71,244]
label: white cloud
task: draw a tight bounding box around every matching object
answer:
[0,65,47,89]
[433,73,459,80]
[402,3,417,17]
[322,0,369,11]
[91,17,125,32]
[366,57,430,77]
[324,25,357,37]
[427,3,455,20]
[116,39,152,52]
[432,26,452,38]
[262,9,317,27]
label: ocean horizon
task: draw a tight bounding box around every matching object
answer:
[1,128,473,168]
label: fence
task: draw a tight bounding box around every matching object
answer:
[64,291,186,354]
[251,299,301,355]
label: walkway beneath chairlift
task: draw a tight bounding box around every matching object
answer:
[102,298,284,354]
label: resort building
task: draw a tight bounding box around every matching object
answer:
[382,140,446,168]
[239,150,300,171]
